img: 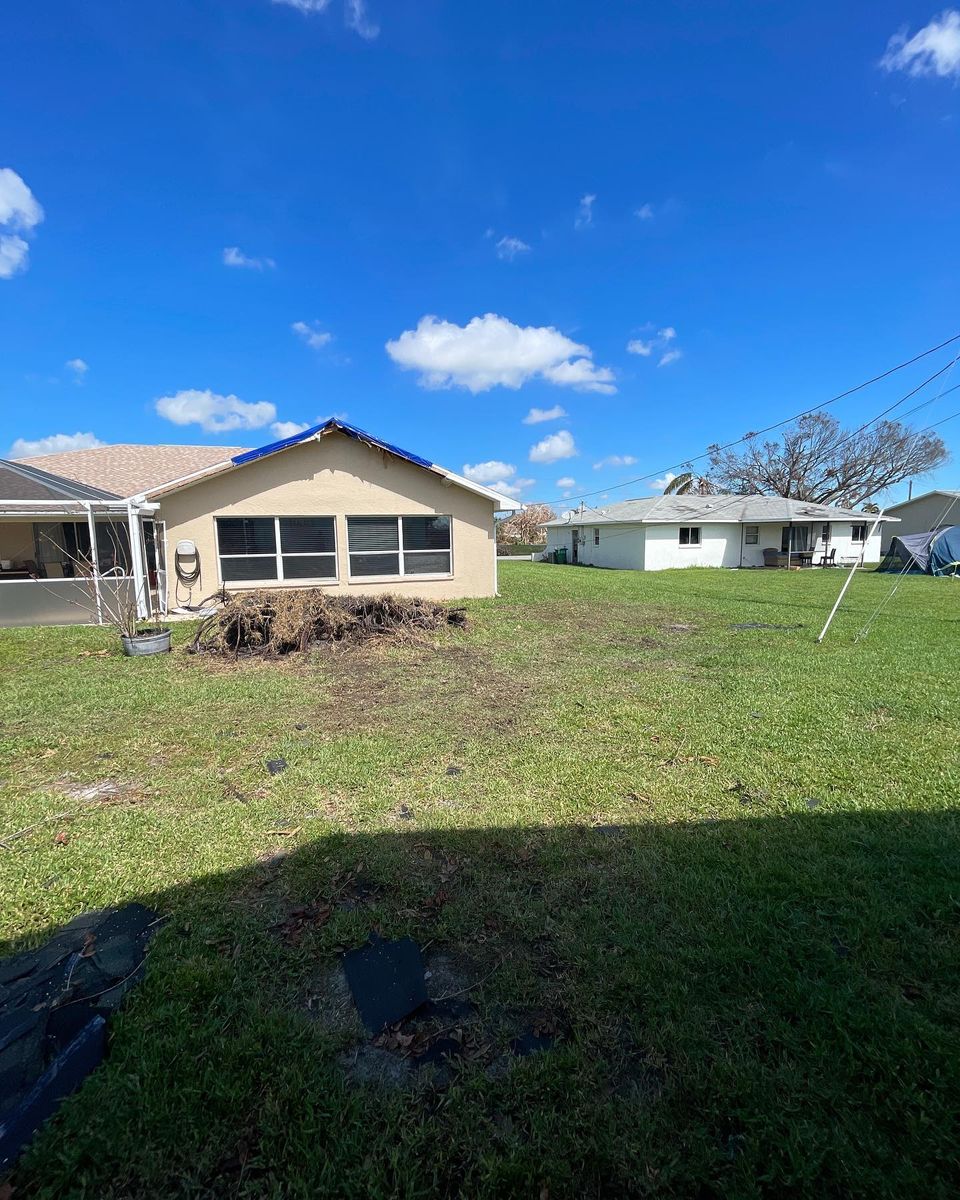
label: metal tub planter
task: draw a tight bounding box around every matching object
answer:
[120,627,172,657]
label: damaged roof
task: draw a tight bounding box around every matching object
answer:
[147,418,521,509]
[542,494,897,526]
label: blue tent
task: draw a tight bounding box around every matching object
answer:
[877,526,960,576]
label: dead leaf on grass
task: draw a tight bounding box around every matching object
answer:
[53,831,70,846]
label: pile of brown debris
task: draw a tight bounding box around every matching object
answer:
[190,589,467,656]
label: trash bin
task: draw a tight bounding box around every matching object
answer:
[555,547,567,564]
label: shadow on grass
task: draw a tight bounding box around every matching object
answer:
[5,810,960,1199]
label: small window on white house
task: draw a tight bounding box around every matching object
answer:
[679,526,701,546]
[593,527,600,546]
[347,515,452,578]
[745,525,759,545]
[216,516,336,582]
[821,523,831,543]
[851,523,866,543]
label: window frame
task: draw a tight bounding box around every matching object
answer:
[346,514,454,582]
[678,526,702,547]
[744,525,759,545]
[215,515,339,586]
[593,527,600,546]
[850,523,867,543]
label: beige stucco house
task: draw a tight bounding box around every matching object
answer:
[879,489,960,552]
[0,420,519,627]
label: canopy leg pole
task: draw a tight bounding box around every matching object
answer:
[816,511,885,643]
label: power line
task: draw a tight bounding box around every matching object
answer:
[536,330,960,508]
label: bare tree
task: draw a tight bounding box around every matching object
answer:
[496,503,556,544]
[708,412,948,507]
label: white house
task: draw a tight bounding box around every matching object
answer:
[542,494,894,571]
[880,489,960,552]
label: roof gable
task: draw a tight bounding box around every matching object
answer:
[148,419,521,510]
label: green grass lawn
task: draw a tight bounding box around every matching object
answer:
[1,563,959,1198]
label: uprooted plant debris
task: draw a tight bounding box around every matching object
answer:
[190,590,468,656]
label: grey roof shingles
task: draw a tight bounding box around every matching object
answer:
[542,494,897,526]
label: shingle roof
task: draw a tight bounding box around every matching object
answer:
[0,458,121,502]
[14,444,250,498]
[542,494,896,526]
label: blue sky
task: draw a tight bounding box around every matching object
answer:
[1,1,959,506]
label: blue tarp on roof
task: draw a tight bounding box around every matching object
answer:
[231,419,435,471]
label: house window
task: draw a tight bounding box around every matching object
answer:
[821,523,831,544]
[347,515,452,578]
[679,527,701,547]
[216,516,337,582]
[593,527,600,546]
[744,525,759,545]
[851,523,866,543]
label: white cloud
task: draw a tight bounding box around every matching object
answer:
[463,459,516,484]
[11,431,104,458]
[485,476,534,499]
[529,429,577,464]
[651,472,676,490]
[0,168,43,280]
[272,0,378,38]
[523,405,567,424]
[292,320,333,349]
[880,10,960,77]
[386,313,616,394]
[270,420,311,439]
[65,358,88,380]
[272,0,331,12]
[555,476,576,488]
[155,389,277,434]
[223,246,275,270]
[575,193,596,229]
[593,454,638,470]
[629,325,682,365]
[345,0,379,39]
[634,203,654,220]
[495,235,531,261]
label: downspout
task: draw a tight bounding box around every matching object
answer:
[85,501,103,625]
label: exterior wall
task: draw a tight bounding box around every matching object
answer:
[882,494,959,550]
[0,520,35,563]
[155,433,497,608]
[643,523,741,570]
[545,518,886,572]
[545,523,645,569]
[0,577,135,628]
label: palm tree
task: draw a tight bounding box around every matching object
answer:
[664,471,712,496]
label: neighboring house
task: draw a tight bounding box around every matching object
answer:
[541,494,895,571]
[0,420,519,628]
[880,490,960,552]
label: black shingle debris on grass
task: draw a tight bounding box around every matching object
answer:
[730,622,805,631]
[0,903,159,1170]
[445,765,463,777]
[509,1030,555,1057]
[805,796,822,809]
[343,935,428,1034]
[266,758,287,776]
